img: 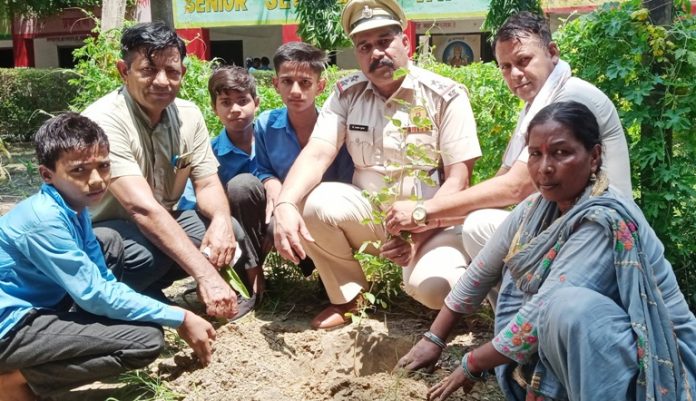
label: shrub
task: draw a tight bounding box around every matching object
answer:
[556,0,696,306]
[0,68,78,142]
[423,61,520,183]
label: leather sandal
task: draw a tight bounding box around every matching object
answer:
[310,299,358,330]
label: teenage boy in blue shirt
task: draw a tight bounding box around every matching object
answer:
[0,113,215,401]
[254,42,353,276]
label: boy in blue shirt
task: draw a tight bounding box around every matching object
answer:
[254,42,354,276]
[204,66,265,312]
[178,66,263,315]
[0,113,215,401]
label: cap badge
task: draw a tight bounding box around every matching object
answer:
[361,5,373,19]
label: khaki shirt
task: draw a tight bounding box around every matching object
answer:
[83,87,219,222]
[312,64,481,200]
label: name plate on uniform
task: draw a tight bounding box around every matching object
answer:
[349,124,369,132]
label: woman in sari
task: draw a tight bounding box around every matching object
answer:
[396,101,696,401]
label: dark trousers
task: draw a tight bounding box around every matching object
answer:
[226,174,315,277]
[226,173,272,268]
[94,210,255,298]
[0,310,164,396]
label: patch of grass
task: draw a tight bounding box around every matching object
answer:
[107,370,183,401]
[0,142,40,200]
[259,251,325,315]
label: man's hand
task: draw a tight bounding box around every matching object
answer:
[176,310,217,366]
[196,273,238,318]
[380,236,414,267]
[273,202,313,264]
[263,178,282,225]
[427,366,475,401]
[385,200,430,235]
[200,215,236,268]
[395,338,443,372]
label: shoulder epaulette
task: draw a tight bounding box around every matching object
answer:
[335,72,368,95]
[418,69,461,103]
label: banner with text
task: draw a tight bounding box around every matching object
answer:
[173,0,491,28]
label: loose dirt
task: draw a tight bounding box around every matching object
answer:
[148,277,503,401]
[2,153,506,401]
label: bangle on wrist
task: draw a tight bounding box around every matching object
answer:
[274,201,299,213]
[468,348,481,372]
[461,351,489,382]
[423,330,447,349]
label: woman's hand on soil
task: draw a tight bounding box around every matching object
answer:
[394,338,442,372]
[427,366,474,401]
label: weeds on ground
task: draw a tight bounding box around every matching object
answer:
[259,251,324,316]
[0,142,40,200]
[107,370,183,401]
[0,138,10,180]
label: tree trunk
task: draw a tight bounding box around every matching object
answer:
[151,0,174,28]
[101,0,127,31]
[642,0,672,25]
[638,0,673,219]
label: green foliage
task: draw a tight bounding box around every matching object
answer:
[351,240,404,322]
[69,23,124,113]
[249,69,275,87]
[555,0,696,306]
[482,0,544,37]
[422,60,520,183]
[257,85,284,116]
[0,137,9,180]
[108,369,182,401]
[0,68,78,142]
[179,56,220,135]
[294,0,351,52]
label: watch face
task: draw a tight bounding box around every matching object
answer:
[413,208,426,221]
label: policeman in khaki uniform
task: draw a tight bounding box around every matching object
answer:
[273,0,481,329]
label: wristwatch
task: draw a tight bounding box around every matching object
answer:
[412,201,427,226]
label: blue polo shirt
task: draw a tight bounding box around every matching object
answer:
[211,127,257,185]
[0,184,184,339]
[255,107,354,184]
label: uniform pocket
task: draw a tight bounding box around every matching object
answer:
[346,127,378,166]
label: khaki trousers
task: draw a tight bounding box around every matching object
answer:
[460,208,510,307]
[302,182,469,310]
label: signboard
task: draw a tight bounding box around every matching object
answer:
[173,0,634,29]
[173,0,490,29]
[541,0,619,12]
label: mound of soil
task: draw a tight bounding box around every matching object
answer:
[161,312,504,401]
[153,278,505,401]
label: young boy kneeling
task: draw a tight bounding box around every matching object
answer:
[0,113,215,401]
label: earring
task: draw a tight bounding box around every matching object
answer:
[589,172,597,182]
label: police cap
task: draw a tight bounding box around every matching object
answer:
[340,0,407,38]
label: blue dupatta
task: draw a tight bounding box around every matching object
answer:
[504,180,691,401]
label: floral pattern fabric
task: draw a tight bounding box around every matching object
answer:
[445,186,696,401]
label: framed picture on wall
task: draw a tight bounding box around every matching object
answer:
[420,33,483,66]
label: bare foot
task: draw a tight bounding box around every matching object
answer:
[0,370,36,401]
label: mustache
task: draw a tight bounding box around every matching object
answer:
[369,58,395,72]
